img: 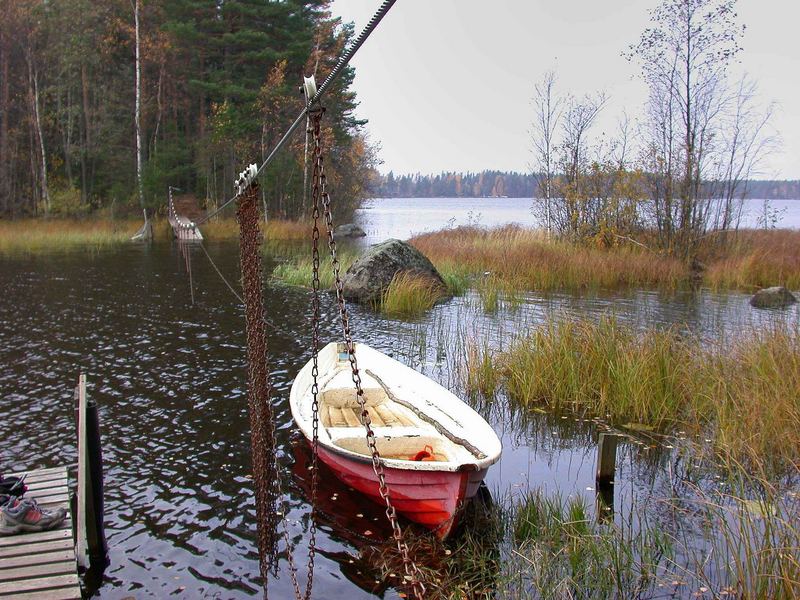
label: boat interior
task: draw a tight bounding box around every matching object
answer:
[318,368,474,464]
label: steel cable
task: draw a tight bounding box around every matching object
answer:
[195,0,397,226]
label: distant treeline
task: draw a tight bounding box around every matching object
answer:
[372,171,800,200]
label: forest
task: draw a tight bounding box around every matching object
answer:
[372,171,800,200]
[0,0,377,220]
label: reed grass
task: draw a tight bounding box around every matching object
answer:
[509,490,671,598]
[0,219,140,254]
[412,225,686,292]
[702,229,800,290]
[464,338,499,399]
[412,225,800,292]
[488,317,800,469]
[371,458,799,599]
[380,271,447,316]
[270,249,358,290]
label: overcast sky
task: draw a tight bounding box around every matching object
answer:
[329,0,800,179]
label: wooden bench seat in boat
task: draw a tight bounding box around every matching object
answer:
[322,402,418,428]
[320,369,420,429]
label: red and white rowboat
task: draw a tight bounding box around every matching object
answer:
[290,342,502,538]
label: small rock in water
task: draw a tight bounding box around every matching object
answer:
[750,286,797,309]
[333,223,367,239]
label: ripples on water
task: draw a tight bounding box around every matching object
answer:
[1,242,798,598]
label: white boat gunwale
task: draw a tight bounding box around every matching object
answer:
[289,342,502,473]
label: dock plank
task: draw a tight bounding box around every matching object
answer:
[24,480,68,493]
[0,551,75,570]
[9,589,82,600]
[0,529,71,548]
[0,537,74,559]
[0,562,75,581]
[0,466,80,599]
[0,573,79,595]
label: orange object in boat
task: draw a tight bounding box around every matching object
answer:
[410,445,435,462]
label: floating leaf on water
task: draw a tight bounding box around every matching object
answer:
[623,422,654,432]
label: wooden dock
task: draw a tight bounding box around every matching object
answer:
[0,466,81,599]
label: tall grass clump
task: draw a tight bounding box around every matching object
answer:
[464,338,498,399]
[496,317,800,469]
[501,317,691,427]
[0,219,139,255]
[703,229,800,290]
[380,271,446,316]
[702,326,800,470]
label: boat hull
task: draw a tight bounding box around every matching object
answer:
[316,442,487,538]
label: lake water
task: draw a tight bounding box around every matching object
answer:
[1,235,798,597]
[355,197,800,244]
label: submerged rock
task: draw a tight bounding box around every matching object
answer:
[333,223,366,239]
[342,238,448,304]
[750,286,797,309]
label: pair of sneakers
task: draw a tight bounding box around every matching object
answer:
[0,475,67,536]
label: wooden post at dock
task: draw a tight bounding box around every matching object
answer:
[74,374,109,573]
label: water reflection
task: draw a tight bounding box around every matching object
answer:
[0,242,797,598]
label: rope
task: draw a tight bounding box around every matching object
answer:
[195,0,397,226]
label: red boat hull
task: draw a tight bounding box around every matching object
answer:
[317,444,487,538]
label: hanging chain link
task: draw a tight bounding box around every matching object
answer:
[238,180,320,600]
[304,133,323,599]
[309,108,426,599]
[235,182,280,595]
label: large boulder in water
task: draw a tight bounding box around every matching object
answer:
[750,286,797,309]
[342,238,448,304]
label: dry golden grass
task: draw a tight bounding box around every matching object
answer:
[0,219,140,254]
[412,225,800,292]
[411,225,685,291]
[702,229,800,290]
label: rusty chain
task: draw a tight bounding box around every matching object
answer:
[304,147,323,600]
[309,108,426,599]
[236,183,282,595]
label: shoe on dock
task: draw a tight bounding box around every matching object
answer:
[0,474,27,497]
[0,497,66,536]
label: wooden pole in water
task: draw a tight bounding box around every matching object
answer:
[596,432,618,486]
[595,432,618,521]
